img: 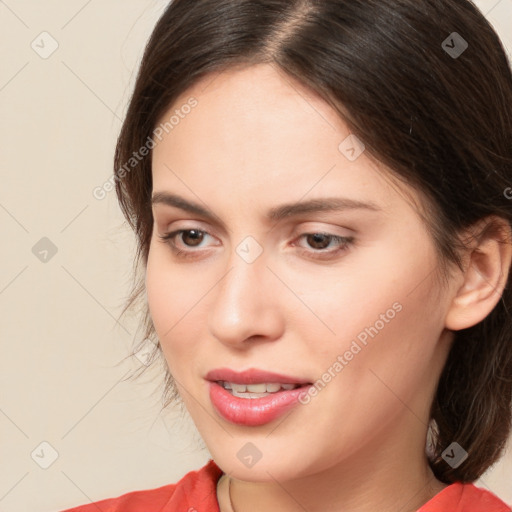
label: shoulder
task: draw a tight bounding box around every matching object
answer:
[419,482,511,512]
[58,459,223,512]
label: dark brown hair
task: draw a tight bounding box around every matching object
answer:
[114,0,512,484]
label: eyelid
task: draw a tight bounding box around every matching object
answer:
[290,220,355,236]
[159,228,219,247]
[152,207,231,238]
[158,225,354,262]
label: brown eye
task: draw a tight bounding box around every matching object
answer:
[181,229,204,246]
[295,232,354,260]
[158,228,219,260]
[306,233,333,249]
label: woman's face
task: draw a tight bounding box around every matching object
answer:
[146,63,457,482]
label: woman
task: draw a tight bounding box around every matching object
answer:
[61,0,512,510]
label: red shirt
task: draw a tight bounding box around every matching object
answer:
[60,459,511,512]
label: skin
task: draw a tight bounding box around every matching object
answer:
[146,63,511,512]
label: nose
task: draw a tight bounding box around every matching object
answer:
[208,251,285,348]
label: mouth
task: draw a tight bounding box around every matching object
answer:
[216,380,305,398]
[205,368,313,426]
[205,367,312,388]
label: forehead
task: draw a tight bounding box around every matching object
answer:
[151,63,423,219]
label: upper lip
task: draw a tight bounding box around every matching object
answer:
[205,368,312,385]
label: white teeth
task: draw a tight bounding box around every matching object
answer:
[220,381,300,395]
[246,383,267,393]
[232,391,270,399]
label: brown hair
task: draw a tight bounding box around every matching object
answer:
[114,0,512,483]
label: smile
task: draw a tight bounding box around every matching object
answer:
[205,368,313,426]
[218,381,302,398]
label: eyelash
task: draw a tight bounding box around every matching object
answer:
[157,229,354,261]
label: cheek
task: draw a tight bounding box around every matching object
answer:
[317,276,443,428]
[146,242,195,325]
[289,238,443,388]
[279,235,438,345]
[145,248,173,331]
[145,245,212,374]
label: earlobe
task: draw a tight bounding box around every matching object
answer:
[444,217,512,332]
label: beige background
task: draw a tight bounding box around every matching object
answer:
[0,1,511,511]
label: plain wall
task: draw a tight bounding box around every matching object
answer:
[0,1,511,510]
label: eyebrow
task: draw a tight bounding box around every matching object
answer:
[151,192,382,223]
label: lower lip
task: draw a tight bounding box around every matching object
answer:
[208,381,311,426]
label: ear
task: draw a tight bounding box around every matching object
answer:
[445,216,512,331]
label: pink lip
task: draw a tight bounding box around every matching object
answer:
[205,368,312,426]
[205,367,311,385]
